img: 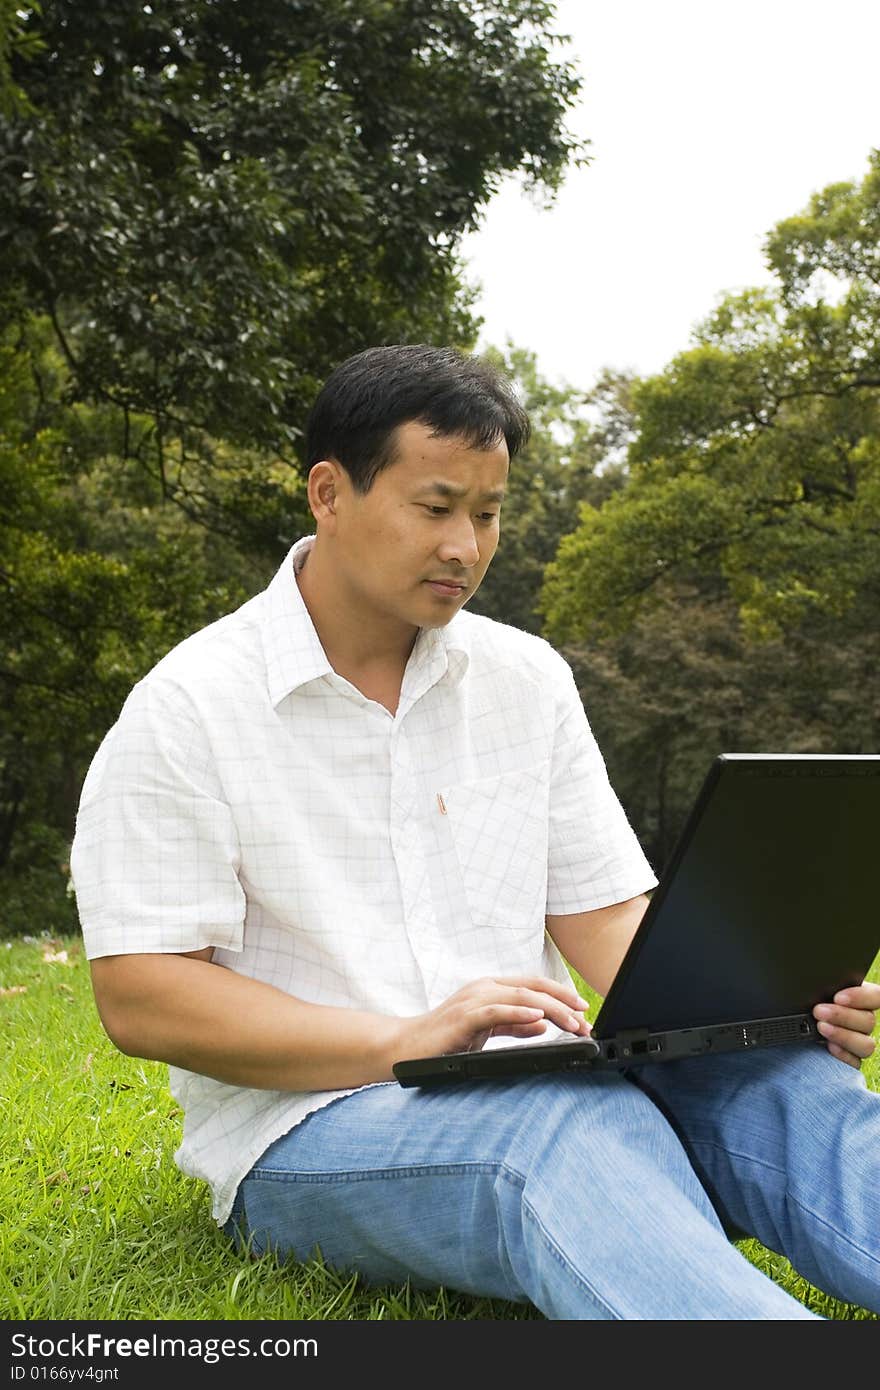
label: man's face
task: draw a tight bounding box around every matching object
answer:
[329,419,509,632]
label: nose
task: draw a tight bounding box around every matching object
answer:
[436,515,480,568]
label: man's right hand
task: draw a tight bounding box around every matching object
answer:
[89,954,590,1092]
[392,975,592,1063]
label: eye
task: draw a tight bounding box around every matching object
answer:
[423,505,450,515]
[478,512,500,523]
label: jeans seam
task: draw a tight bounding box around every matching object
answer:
[691,1140,880,1271]
[786,1193,880,1271]
[246,1157,620,1315]
[249,1159,517,1184]
[515,1179,620,1320]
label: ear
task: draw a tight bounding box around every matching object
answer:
[306,460,345,529]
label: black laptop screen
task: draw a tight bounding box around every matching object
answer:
[594,755,880,1037]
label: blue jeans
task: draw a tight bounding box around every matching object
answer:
[223,1044,880,1319]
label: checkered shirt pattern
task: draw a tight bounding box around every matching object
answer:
[70,536,658,1226]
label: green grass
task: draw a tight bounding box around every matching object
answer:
[1,934,877,1321]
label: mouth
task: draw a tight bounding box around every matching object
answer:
[425,579,468,598]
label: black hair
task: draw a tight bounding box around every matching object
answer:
[304,343,530,492]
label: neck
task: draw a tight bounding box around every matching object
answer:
[296,538,418,689]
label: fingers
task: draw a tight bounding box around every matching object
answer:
[813,1004,876,1066]
[824,1041,866,1070]
[504,982,591,1034]
[813,1001,876,1036]
[495,972,587,1000]
[492,974,591,1016]
[811,1023,873,1050]
[812,986,878,1069]
[500,1020,554,1039]
[475,998,590,1036]
[498,1021,594,1041]
[819,1025,876,1058]
[461,977,592,1038]
[832,982,880,1012]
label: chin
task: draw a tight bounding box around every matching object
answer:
[420,615,458,631]
[417,602,465,630]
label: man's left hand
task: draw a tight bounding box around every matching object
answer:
[814,982,880,1069]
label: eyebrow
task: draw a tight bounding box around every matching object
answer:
[413,481,507,504]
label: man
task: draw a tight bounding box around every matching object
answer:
[71,343,880,1320]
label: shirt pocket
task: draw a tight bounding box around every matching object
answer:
[440,763,550,936]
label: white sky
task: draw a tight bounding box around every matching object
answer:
[460,0,880,391]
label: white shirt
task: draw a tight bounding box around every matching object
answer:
[70,536,657,1226]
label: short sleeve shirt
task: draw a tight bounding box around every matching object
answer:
[70,536,657,1226]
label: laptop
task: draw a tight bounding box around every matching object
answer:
[393,753,880,1087]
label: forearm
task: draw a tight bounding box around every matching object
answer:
[546,893,649,998]
[90,953,403,1091]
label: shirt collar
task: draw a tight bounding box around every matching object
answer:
[261,537,333,707]
[260,536,471,710]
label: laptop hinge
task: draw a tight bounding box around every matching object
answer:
[613,1027,662,1059]
[615,1028,651,1043]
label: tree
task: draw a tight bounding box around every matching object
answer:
[0,320,290,926]
[0,3,589,927]
[562,587,880,871]
[539,153,880,859]
[540,150,880,648]
[1,0,585,458]
[468,348,632,631]
[0,0,42,116]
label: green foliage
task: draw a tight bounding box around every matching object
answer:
[469,347,633,632]
[537,153,880,859]
[0,1,42,116]
[540,150,880,649]
[0,321,292,897]
[1,0,585,451]
[0,3,588,913]
[564,588,880,870]
[765,155,880,302]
